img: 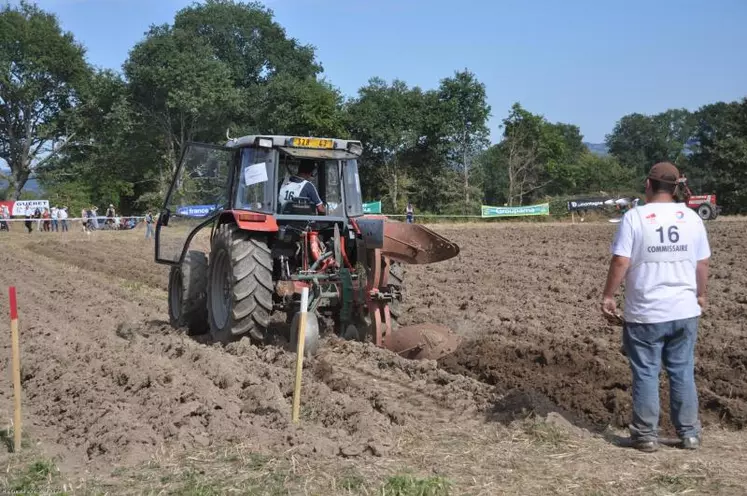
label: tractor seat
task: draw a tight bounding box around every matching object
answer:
[280,197,317,216]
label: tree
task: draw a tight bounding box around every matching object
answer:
[493,103,566,205]
[172,0,323,132]
[688,99,747,213]
[437,70,491,212]
[0,1,90,199]
[345,78,426,211]
[38,69,160,213]
[173,0,321,86]
[252,74,345,137]
[124,25,242,184]
[605,109,695,175]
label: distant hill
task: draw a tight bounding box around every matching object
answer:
[584,142,609,157]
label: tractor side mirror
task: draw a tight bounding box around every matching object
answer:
[159,209,170,227]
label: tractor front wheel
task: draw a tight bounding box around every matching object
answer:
[207,223,273,344]
[168,250,208,335]
[697,203,713,221]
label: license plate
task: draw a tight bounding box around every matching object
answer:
[290,137,334,149]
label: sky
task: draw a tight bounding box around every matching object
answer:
[9,0,747,146]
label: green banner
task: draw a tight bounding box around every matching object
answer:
[362,201,382,214]
[481,202,550,218]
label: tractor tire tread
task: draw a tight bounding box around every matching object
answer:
[169,250,208,336]
[208,223,273,344]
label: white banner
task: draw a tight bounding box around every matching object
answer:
[12,200,50,216]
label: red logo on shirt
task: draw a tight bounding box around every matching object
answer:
[645,212,657,224]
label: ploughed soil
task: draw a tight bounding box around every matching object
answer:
[402,221,747,433]
[0,218,745,480]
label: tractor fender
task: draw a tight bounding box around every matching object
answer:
[216,210,279,232]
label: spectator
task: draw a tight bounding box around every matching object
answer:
[0,204,9,232]
[81,208,89,233]
[59,206,69,232]
[145,211,154,240]
[42,208,51,231]
[406,202,414,224]
[34,207,42,231]
[51,206,59,232]
[91,206,99,230]
[106,204,116,228]
[24,206,33,233]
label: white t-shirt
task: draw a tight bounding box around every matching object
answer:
[611,202,711,324]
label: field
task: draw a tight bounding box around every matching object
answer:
[0,218,746,495]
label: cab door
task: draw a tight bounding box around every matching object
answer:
[156,142,237,264]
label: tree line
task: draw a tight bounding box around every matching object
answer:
[2,0,746,215]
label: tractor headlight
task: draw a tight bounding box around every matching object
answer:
[256,137,273,148]
[347,142,363,156]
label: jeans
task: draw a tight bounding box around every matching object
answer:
[623,317,701,441]
[145,223,153,239]
[60,220,68,232]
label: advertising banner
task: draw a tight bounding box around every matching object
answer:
[0,200,50,216]
[176,205,219,217]
[566,197,610,212]
[481,203,550,218]
[362,201,382,214]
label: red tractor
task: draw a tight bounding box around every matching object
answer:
[154,135,461,360]
[675,175,721,220]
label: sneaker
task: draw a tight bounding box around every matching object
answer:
[632,439,659,452]
[681,436,701,450]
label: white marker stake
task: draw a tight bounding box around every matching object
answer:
[292,287,309,424]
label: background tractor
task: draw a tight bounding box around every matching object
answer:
[155,135,461,361]
[675,175,721,220]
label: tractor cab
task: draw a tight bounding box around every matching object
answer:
[155,135,365,265]
[232,135,364,221]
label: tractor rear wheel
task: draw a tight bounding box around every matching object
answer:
[168,250,208,335]
[207,223,273,344]
[697,203,713,220]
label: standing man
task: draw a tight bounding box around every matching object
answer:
[145,211,154,240]
[406,202,414,224]
[51,206,59,232]
[59,206,69,232]
[0,204,9,232]
[601,162,710,453]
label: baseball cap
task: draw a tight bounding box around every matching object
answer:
[647,162,680,184]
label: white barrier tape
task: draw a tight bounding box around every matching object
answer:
[0,216,147,222]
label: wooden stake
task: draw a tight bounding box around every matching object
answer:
[9,287,21,452]
[291,288,309,424]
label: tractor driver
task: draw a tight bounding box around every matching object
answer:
[278,159,325,214]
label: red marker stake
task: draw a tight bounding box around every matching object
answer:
[9,287,22,452]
